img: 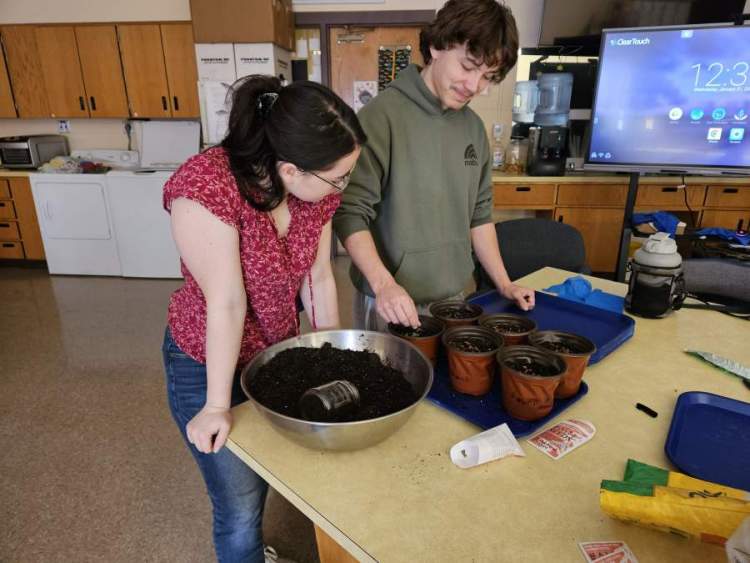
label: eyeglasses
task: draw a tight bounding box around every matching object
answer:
[298,167,352,192]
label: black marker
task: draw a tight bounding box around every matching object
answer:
[636,403,658,418]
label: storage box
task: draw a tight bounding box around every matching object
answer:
[234,43,292,83]
[195,43,237,82]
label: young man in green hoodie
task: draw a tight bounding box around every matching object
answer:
[333,0,535,330]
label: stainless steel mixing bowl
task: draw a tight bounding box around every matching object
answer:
[240,330,433,451]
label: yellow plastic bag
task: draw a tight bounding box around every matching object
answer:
[600,459,750,545]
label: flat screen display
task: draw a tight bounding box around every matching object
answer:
[586,24,750,174]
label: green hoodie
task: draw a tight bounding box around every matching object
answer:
[333,64,494,305]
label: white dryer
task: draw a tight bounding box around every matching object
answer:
[29,172,121,276]
[105,170,182,278]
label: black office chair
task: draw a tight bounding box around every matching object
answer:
[473,218,590,292]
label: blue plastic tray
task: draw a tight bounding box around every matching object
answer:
[426,290,635,435]
[665,391,750,491]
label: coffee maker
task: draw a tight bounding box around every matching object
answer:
[526,73,573,176]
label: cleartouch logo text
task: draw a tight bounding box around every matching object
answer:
[610,37,651,46]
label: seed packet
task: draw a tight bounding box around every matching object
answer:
[528,419,596,460]
[578,541,639,563]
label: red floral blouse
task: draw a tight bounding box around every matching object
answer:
[163,146,340,365]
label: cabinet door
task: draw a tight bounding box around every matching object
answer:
[10,178,45,260]
[34,26,89,118]
[555,207,624,273]
[117,24,171,118]
[700,209,749,231]
[160,23,200,118]
[1,26,50,117]
[0,41,16,117]
[75,25,129,118]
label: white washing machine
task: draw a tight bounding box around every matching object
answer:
[105,170,182,278]
[29,172,122,276]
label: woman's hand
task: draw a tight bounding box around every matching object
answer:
[186,405,232,454]
[500,283,536,311]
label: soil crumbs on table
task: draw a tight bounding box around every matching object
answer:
[249,343,417,421]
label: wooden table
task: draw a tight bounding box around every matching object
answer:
[227,267,749,562]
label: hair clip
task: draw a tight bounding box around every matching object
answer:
[257,92,279,116]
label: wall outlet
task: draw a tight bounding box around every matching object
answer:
[57,120,70,133]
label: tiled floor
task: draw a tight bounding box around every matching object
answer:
[1,258,357,563]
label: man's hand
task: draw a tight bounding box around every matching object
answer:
[374,281,421,328]
[186,405,232,454]
[500,283,535,311]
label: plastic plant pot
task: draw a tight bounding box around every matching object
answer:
[528,330,596,399]
[388,315,445,367]
[429,300,483,328]
[479,313,537,345]
[442,326,503,396]
[497,345,566,421]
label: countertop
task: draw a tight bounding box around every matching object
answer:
[491,172,750,184]
[0,169,31,177]
[226,267,749,562]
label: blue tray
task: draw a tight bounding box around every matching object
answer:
[426,290,635,435]
[665,391,750,491]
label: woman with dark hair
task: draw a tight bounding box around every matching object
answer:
[161,75,366,562]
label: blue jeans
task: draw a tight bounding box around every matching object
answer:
[162,328,268,563]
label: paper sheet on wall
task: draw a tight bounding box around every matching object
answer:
[199,81,233,145]
[353,81,377,112]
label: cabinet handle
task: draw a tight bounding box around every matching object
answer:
[90,96,97,111]
[738,219,745,231]
[723,188,739,194]
[79,96,85,111]
[661,187,678,193]
[173,96,180,111]
[515,186,531,192]
[558,215,564,223]
[0,223,9,228]
[0,202,6,207]
[2,243,13,248]
[162,96,168,111]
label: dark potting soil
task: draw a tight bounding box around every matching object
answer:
[540,340,584,354]
[489,322,527,334]
[438,306,477,319]
[248,343,417,422]
[390,323,440,338]
[506,357,557,377]
[451,336,496,353]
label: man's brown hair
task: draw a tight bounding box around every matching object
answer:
[419,0,519,83]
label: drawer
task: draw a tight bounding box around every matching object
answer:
[0,241,24,259]
[493,183,556,207]
[635,184,705,209]
[0,199,16,219]
[0,220,20,241]
[556,183,627,206]
[0,180,9,199]
[700,209,749,231]
[704,185,750,208]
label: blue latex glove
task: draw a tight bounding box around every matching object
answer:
[545,276,625,314]
[632,211,681,237]
[696,228,750,246]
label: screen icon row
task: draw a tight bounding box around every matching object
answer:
[670,107,747,122]
[707,127,745,141]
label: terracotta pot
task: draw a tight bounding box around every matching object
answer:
[479,313,537,345]
[387,315,445,367]
[497,345,566,421]
[429,300,483,328]
[528,331,596,399]
[442,326,503,396]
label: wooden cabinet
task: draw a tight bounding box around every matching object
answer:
[118,23,199,118]
[160,23,200,118]
[75,25,129,118]
[0,39,16,117]
[34,26,89,118]
[190,0,295,50]
[2,24,129,118]
[1,26,50,117]
[704,185,750,208]
[555,207,624,273]
[0,177,45,261]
